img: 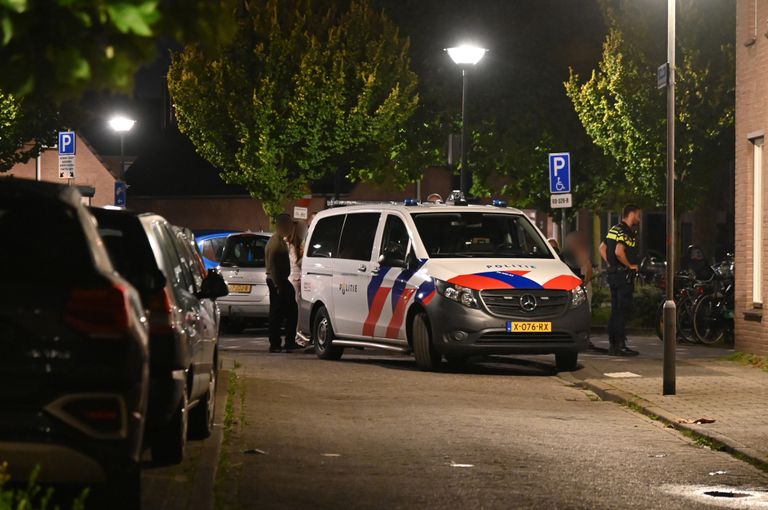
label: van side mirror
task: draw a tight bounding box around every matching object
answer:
[198,269,229,300]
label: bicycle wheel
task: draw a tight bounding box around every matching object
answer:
[677,298,698,343]
[693,295,725,344]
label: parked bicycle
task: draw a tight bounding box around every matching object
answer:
[655,273,710,344]
[692,255,734,345]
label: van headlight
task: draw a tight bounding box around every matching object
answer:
[570,286,587,308]
[435,279,479,308]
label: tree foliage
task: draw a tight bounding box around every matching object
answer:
[0,0,235,172]
[565,0,734,212]
[167,0,421,217]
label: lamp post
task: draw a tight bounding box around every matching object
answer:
[108,115,136,181]
[662,0,677,396]
[447,44,487,196]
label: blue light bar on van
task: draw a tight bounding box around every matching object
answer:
[404,198,418,206]
[492,199,508,208]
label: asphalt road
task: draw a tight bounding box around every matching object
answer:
[216,331,768,510]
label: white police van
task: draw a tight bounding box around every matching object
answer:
[298,198,590,371]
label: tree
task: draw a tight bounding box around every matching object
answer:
[167,0,421,217]
[0,0,236,171]
[564,0,735,213]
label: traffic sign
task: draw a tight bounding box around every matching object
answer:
[657,62,669,89]
[115,181,127,207]
[550,193,572,209]
[293,206,308,220]
[548,152,571,194]
[58,131,76,155]
[58,155,75,179]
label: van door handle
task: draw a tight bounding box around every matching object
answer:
[357,265,367,273]
[370,267,380,276]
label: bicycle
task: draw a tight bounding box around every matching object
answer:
[655,273,706,344]
[692,256,734,345]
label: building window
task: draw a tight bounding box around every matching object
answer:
[753,137,764,305]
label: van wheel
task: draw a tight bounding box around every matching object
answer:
[189,364,216,439]
[152,384,188,465]
[412,312,441,371]
[555,352,579,372]
[314,307,343,360]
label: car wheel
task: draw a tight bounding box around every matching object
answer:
[151,384,188,465]
[555,352,579,372]
[412,312,441,371]
[313,307,343,360]
[189,364,216,439]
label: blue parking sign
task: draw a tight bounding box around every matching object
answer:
[115,181,127,207]
[548,152,571,194]
[58,131,76,155]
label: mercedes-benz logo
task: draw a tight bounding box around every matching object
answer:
[520,294,538,312]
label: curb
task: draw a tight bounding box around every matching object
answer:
[189,369,229,510]
[558,372,768,473]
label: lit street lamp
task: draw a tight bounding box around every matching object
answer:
[447,44,487,196]
[109,115,136,181]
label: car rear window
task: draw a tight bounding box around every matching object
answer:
[0,198,93,283]
[220,235,269,268]
[92,212,159,294]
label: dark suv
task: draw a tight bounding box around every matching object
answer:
[91,209,227,465]
[0,179,149,507]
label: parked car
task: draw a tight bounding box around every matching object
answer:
[91,208,227,465]
[217,232,272,333]
[195,230,239,270]
[299,200,590,372]
[0,179,149,508]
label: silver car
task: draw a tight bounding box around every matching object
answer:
[218,232,272,333]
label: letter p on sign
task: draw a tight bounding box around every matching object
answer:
[58,132,76,155]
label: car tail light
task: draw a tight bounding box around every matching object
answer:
[147,287,175,335]
[65,285,130,336]
[46,394,127,439]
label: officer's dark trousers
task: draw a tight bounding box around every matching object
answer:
[607,273,634,347]
[267,278,298,349]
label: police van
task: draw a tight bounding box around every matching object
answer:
[298,198,590,371]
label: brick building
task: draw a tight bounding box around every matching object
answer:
[4,134,118,208]
[735,0,768,355]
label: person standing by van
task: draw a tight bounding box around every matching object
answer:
[266,213,299,353]
[600,205,642,357]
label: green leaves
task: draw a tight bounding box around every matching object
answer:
[168,0,421,215]
[565,1,734,213]
[107,1,160,36]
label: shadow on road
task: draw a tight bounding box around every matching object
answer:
[343,354,558,377]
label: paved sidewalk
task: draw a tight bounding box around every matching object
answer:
[562,335,768,468]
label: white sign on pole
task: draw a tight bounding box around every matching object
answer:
[293,206,308,220]
[58,154,76,179]
[550,193,572,209]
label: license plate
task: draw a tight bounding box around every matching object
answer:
[227,284,252,294]
[507,322,552,333]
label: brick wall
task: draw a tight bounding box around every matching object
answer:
[6,135,117,207]
[735,0,768,355]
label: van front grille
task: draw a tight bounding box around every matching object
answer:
[479,289,569,318]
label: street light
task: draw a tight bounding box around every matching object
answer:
[447,44,487,195]
[662,0,676,396]
[109,115,135,181]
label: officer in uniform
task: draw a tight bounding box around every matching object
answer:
[600,205,642,356]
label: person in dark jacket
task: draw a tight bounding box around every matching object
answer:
[265,213,299,353]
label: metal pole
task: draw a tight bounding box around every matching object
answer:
[663,0,677,396]
[119,133,125,181]
[460,68,469,195]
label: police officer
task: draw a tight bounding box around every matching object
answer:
[600,205,642,356]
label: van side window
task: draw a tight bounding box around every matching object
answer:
[307,215,345,258]
[380,215,410,260]
[338,213,381,261]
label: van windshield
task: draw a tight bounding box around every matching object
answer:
[411,212,553,259]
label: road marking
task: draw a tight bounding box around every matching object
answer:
[450,462,474,468]
[603,371,642,378]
